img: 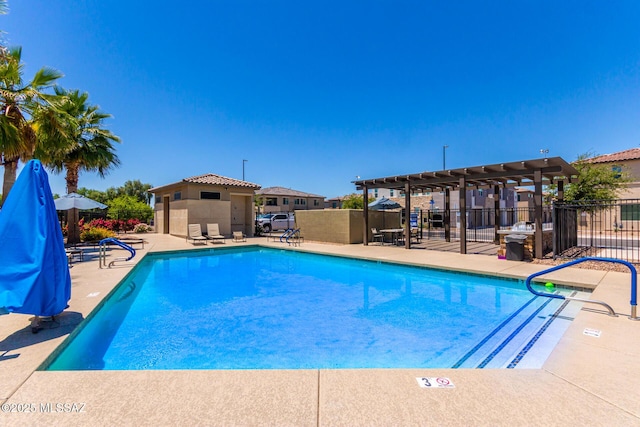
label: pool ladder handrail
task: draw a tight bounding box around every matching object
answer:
[279,228,294,243]
[286,229,302,246]
[525,257,638,320]
[99,238,136,268]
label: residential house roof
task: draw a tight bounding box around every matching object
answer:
[586,148,640,164]
[149,173,261,192]
[256,186,324,198]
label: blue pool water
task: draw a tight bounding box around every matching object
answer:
[45,246,578,370]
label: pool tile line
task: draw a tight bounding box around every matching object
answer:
[451,295,539,368]
[476,296,557,368]
[506,291,577,369]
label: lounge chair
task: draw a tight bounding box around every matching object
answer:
[206,223,226,244]
[232,231,246,242]
[187,224,208,245]
[371,228,384,245]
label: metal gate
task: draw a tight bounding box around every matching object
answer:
[554,199,640,264]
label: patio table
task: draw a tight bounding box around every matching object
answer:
[380,228,405,245]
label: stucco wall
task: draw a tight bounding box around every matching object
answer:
[187,200,232,235]
[295,209,401,244]
[295,210,356,244]
[169,200,189,236]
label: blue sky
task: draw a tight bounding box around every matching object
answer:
[2,1,639,198]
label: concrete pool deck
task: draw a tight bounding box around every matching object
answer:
[1,233,639,426]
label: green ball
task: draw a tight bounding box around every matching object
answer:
[545,282,555,288]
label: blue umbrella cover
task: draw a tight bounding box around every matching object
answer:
[0,160,71,318]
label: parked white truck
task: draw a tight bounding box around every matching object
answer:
[256,213,295,233]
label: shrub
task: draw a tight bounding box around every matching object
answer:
[87,218,117,231]
[80,226,116,242]
[124,218,141,232]
[107,195,154,223]
[133,223,152,233]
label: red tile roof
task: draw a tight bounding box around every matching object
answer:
[256,186,324,198]
[586,148,640,164]
[182,173,261,189]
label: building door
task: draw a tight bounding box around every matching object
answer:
[163,196,170,234]
[230,195,247,234]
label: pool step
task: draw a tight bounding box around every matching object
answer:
[452,292,581,369]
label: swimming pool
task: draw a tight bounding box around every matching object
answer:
[44,246,583,371]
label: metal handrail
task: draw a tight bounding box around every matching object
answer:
[99,238,136,269]
[525,257,638,320]
[286,229,302,246]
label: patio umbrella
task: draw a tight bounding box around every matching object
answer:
[368,197,401,211]
[54,193,107,210]
[368,197,401,229]
[0,160,71,322]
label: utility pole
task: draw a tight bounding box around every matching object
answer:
[443,145,449,170]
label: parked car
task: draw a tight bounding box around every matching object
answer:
[256,213,295,233]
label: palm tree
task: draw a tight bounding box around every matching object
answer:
[0,46,63,205]
[44,87,121,243]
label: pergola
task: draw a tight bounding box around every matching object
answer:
[354,156,579,258]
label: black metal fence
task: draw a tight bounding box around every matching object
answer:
[554,199,640,264]
[57,209,153,230]
[418,207,553,243]
[411,200,640,263]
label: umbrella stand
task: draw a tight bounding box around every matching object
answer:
[67,208,80,245]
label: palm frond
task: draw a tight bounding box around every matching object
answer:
[30,66,63,89]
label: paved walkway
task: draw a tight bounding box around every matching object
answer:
[1,234,639,426]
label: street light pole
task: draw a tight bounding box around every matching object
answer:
[540,149,549,159]
[242,159,248,180]
[443,145,449,170]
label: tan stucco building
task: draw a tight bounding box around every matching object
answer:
[256,186,325,214]
[587,148,640,199]
[150,174,260,238]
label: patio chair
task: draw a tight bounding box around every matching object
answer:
[206,223,226,244]
[371,228,384,245]
[410,228,421,243]
[187,224,208,245]
[232,231,246,242]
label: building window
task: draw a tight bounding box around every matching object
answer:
[173,191,181,201]
[155,195,161,204]
[313,199,319,206]
[294,198,306,205]
[621,204,640,221]
[200,191,221,200]
[613,165,622,179]
[517,194,521,202]
[283,198,289,205]
[266,197,278,206]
